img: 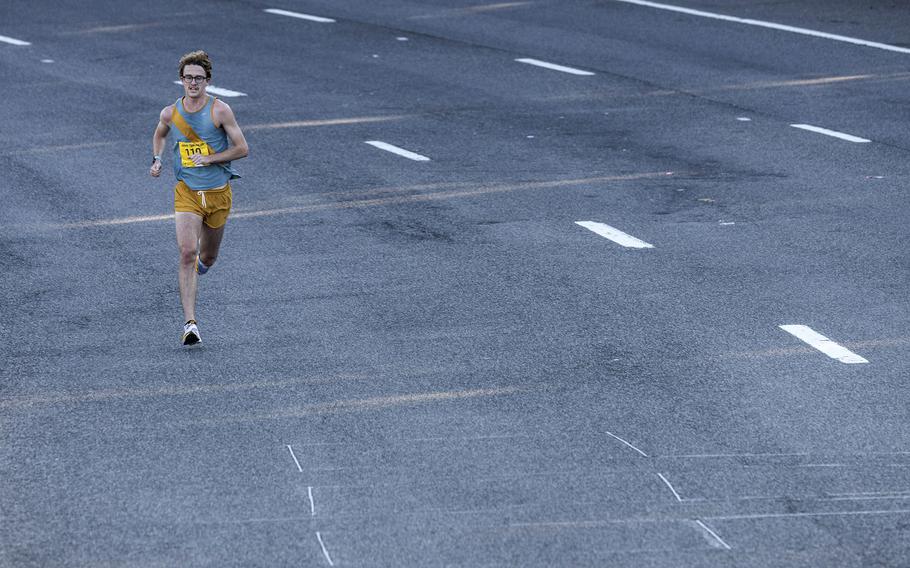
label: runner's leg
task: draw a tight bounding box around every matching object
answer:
[176,212,203,322]
[198,223,225,268]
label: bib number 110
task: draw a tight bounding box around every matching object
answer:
[179,141,211,168]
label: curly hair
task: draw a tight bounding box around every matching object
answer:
[178,50,212,79]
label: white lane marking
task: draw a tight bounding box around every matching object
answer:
[246,115,411,131]
[694,520,732,550]
[779,325,869,364]
[308,486,316,515]
[265,8,336,23]
[657,473,683,502]
[41,59,54,63]
[515,58,595,76]
[0,35,30,46]
[830,491,910,498]
[605,431,649,457]
[708,509,910,521]
[53,174,669,229]
[316,532,335,566]
[612,0,910,55]
[790,124,870,143]
[287,445,303,472]
[736,117,751,122]
[365,140,431,161]
[171,81,247,97]
[575,221,654,248]
[828,494,910,501]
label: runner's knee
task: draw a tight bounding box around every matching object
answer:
[179,245,196,265]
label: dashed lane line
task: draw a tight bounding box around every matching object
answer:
[612,0,910,55]
[779,325,869,364]
[515,58,595,76]
[365,140,431,161]
[576,221,654,248]
[316,532,335,566]
[605,431,649,457]
[265,8,335,23]
[0,34,30,46]
[694,520,732,550]
[287,445,303,472]
[657,473,683,502]
[790,124,871,143]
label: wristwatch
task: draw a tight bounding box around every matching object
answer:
[151,155,161,164]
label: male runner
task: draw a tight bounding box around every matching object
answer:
[149,50,249,345]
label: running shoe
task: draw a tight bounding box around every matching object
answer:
[182,320,201,345]
[195,255,209,275]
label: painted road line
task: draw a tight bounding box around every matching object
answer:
[657,473,683,502]
[576,221,654,248]
[265,8,335,23]
[365,140,431,161]
[0,35,30,46]
[790,124,870,143]
[287,445,303,472]
[779,325,869,364]
[694,520,732,550]
[612,0,910,55]
[246,115,411,131]
[172,81,247,97]
[316,532,335,566]
[515,58,595,76]
[605,431,648,457]
[708,509,910,521]
[52,174,672,229]
[308,486,316,516]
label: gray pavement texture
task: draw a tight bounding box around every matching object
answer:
[2,0,910,566]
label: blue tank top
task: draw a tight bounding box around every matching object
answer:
[172,96,240,190]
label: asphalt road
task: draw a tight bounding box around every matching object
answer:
[2,1,910,566]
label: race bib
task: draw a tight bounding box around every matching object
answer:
[179,141,211,168]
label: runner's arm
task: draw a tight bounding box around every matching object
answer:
[196,100,249,166]
[149,106,172,177]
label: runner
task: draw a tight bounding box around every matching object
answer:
[149,50,249,345]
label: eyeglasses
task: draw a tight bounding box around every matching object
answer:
[182,75,207,84]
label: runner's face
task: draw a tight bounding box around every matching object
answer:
[181,64,208,98]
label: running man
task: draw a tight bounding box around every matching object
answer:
[149,50,249,345]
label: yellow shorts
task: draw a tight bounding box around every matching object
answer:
[174,181,232,229]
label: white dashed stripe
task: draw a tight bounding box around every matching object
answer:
[576,221,654,248]
[790,124,870,143]
[612,0,910,54]
[779,325,869,364]
[0,35,30,46]
[365,140,431,161]
[287,445,303,472]
[316,532,335,566]
[265,8,335,23]
[515,58,595,76]
[694,520,732,550]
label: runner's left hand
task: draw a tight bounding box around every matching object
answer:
[190,154,211,167]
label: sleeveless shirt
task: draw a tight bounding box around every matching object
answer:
[172,96,240,190]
